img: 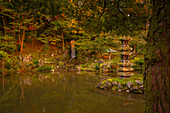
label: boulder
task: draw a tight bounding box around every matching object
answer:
[118,89,122,92]
[135,80,143,86]
[130,86,142,93]
[77,67,81,71]
[139,85,144,91]
[101,84,107,90]
[117,83,122,89]
[95,82,102,88]
[126,82,133,89]
[38,59,44,67]
[132,86,138,90]
[107,82,112,88]
[112,82,118,86]
[101,81,113,90]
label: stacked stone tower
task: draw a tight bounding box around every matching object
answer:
[117,36,134,77]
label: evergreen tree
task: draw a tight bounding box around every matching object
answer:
[144,0,169,112]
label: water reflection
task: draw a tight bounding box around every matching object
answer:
[0,72,144,113]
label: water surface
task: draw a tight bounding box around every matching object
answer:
[0,72,144,113]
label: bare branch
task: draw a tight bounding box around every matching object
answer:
[97,0,106,25]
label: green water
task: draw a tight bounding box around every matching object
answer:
[0,72,144,113]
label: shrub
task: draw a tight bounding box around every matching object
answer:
[58,61,64,66]
[33,61,39,67]
[134,58,144,66]
[37,65,52,71]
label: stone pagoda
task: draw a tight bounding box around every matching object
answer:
[117,36,134,77]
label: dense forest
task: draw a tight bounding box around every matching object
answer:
[0,0,169,113]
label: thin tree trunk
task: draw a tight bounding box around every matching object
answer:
[13,20,16,37]
[19,31,21,51]
[32,37,34,48]
[19,30,25,52]
[2,16,6,91]
[2,57,4,91]
[109,52,111,60]
[20,30,25,52]
[61,31,65,52]
[2,16,6,35]
[144,0,169,113]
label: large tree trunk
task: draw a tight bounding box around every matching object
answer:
[144,0,170,113]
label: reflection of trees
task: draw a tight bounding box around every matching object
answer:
[38,74,49,82]
[19,77,32,104]
[20,85,25,104]
[0,84,20,103]
[2,73,4,91]
[0,76,33,104]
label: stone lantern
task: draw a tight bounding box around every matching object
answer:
[117,36,134,77]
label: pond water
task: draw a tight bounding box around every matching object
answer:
[0,72,144,113]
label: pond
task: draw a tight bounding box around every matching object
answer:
[0,72,144,113]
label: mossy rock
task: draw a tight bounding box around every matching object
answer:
[96,76,144,94]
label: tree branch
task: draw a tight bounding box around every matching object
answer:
[130,47,144,60]
[117,0,132,33]
[97,0,106,25]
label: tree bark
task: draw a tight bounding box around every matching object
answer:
[144,0,170,113]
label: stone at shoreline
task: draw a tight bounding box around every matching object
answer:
[130,85,144,94]
[38,59,44,67]
[112,82,117,86]
[118,89,122,92]
[135,80,143,86]
[95,82,102,88]
[139,85,144,91]
[101,84,107,90]
[77,67,81,71]
[126,82,133,89]
[105,81,109,84]
[107,82,112,88]
[131,86,138,90]
[100,81,113,90]
[95,75,144,94]
[117,83,122,89]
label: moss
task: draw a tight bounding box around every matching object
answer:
[113,78,125,84]
[144,66,153,113]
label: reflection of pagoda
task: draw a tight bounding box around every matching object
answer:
[117,36,134,77]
